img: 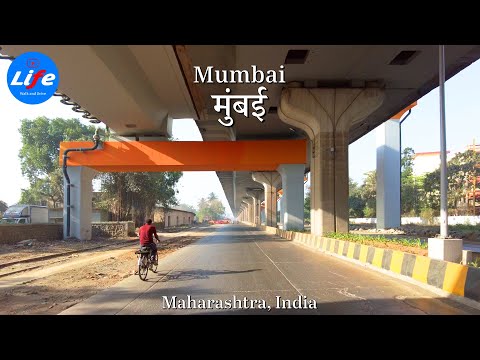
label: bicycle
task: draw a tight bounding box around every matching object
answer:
[135,246,158,281]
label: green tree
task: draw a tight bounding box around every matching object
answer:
[197,198,208,221]
[447,149,480,212]
[304,189,311,222]
[178,203,197,214]
[349,178,365,218]
[401,147,415,171]
[97,129,182,225]
[97,171,182,226]
[359,170,376,217]
[17,117,183,222]
[421,149,480,215]
[19,117,95,181]
[422,170,440,214]
[401,147,420,215]
[18,117,95,206]
[0,200,8,214]
[197,194,225,222]
[20,167,64,208]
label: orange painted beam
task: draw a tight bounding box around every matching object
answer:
[391,102,417,120]
[59,140,307,172]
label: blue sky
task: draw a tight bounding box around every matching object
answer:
[349,59,480,185]
[1,55,479,217]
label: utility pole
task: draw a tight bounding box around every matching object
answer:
[439,45,448,238]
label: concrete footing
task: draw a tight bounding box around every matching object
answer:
[428,238,463,263]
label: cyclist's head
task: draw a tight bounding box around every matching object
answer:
[146,219,152,225]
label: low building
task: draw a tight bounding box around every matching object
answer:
[152,205,196,229]
[413,143,480,176]
[413,151,453,176]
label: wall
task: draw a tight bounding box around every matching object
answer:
[350,218,377,224]
[0,224,63,244]
[49,208,109,223]
[0,222,136,243]
[91,221,135,238]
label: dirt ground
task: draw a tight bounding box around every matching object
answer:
[0,226,213,315]
[344,238,428,256]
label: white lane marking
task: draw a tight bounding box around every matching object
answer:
[252,234,303,297]
[328,271,348,279]
[338,287,366,300]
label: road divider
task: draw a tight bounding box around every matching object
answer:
[255,224,480,303]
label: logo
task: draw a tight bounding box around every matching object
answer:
[7,51,59,105]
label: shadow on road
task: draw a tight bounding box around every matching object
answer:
[158,268,261,282]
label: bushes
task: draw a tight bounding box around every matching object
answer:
[419,208,436,225]
[325,232,427,249]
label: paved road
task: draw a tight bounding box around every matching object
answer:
[61,225,480,315]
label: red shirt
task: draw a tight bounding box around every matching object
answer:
[139,224,157,245]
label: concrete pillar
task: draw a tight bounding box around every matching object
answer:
[255,199,260,225]
[279,194,285,226]
[63,166,96,240]
[247,190,262,225]
[279,87,384,235]
[376,120,401,229]
[241,201,249,224]
[247,201,253,224]
[260,204,265,224]
[252,172,282,227]
[277,164,305,230]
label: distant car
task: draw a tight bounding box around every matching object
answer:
[214,219,230,224]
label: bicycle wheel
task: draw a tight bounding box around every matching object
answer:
[151,253,158,273]
[138,254,149,281]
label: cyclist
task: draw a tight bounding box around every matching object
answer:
[138,219,159,265]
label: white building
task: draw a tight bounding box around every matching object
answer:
[413,151,452,176]
[413,144,479,176]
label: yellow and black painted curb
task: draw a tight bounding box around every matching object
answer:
[260,226,480,302]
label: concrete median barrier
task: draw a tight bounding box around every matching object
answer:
[257,225,480,303]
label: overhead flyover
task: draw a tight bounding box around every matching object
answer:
[177,45,480,218]
[2,44,480,238]
[58,139,307,172]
